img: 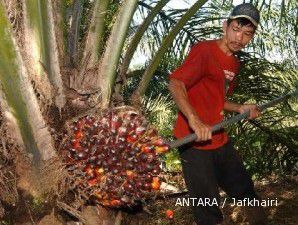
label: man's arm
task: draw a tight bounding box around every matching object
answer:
[168,78,211,141]
[224,100,261,119]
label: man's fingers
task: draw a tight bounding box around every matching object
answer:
[195,130,202,141]
[196,128,212,141]
[249,108,261,119]
[208,131,212,140]
[204,128,210,140]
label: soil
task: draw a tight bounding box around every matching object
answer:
[0,175,297,225]
[121,175,298,225]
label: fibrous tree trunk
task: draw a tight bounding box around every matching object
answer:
[0,1,59,197]
[23,0,66,110]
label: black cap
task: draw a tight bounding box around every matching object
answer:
[229,3,260,27]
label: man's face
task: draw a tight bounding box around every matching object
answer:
[223,20,255,52]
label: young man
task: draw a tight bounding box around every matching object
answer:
[168,3,267,225]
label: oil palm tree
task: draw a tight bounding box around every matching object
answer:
[0,0,296,223]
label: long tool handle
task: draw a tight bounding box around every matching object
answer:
[169,92,293,149]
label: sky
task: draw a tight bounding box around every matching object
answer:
[168,0,245,9]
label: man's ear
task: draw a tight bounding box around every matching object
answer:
[223,21,228,35]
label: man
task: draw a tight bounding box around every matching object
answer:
[168,3,267,225]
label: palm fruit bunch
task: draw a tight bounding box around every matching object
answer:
[60,108,169,208]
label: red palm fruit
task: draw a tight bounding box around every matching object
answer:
[135,126,146,136]
[139,153,147,162]
[71,139,81,149]
[141,144,153,153]
[94,167,104,176]
[145,174,152,182]
[128,121,136,130]
[146,153,155,163]
[154,138,164,146]
[152,165,161,175]
[144,182,151,190]
[76,120,84,129]
[126,170,135,178]
[112,168,119,174]
[151,177,160,190]
[166,209,174,219]
[100,117,110,127]
[75,131,83,139]
[87,178,97,186]
[155,145,170,154]
[69,148,76,154]
[84,166,94,176]
[87,116,95,125]
[124,183,133,191]
[126,134,137,143]
[77,151,87,160]
[111,117,121,132]
[118,126,127,136]
[135,181,143,189]
[102,200,111,206]
[110,199,121,207]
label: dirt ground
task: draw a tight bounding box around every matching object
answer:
[0,175,297,225]
[121,175,298,225]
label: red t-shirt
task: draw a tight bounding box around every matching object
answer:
[170,40,240,150]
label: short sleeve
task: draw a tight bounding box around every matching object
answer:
[169,43,206,89]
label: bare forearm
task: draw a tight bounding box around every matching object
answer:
[168,78,212,141]
[224,100,241,113]
[224,101,261,119]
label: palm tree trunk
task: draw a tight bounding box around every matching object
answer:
[0,2,58,198]
[23,0,66,109]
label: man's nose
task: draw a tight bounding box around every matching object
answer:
[236,32,243,42]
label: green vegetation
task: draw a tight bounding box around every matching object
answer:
[0,0,296,223]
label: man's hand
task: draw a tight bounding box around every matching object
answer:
[188,115,212,141]
[238,104,261,119]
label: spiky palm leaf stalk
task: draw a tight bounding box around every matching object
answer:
[132,0,208,99]
[119,0,171,80]
[97,0,139,108]
[81,0,110,68]
[51,0,68,67]
[68,0,84,65]
[0,1,58,196]
[23,0,65,109]
[141,94,176,136]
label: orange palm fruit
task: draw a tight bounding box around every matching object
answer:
[166,209,174,219]
[87,178,97,186]
[151,177,160,190]
[110,199,121,207]
[155,145,170,154]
